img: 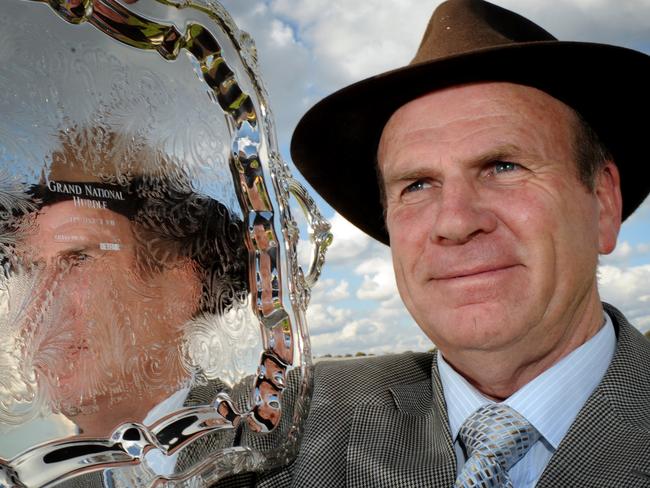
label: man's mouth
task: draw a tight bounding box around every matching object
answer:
[433,264,519,281]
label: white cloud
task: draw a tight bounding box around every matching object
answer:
[310,278,350,303]
[306,302,353,334]
[355,256,399,302]
[309,312,431,356]
[269,19,296,47]
[270,0,432,84]
[492,0,650,46]
[323,213,374,264]
[307,266,431,356]
[599,264,650,332]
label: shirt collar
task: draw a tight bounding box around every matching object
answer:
[438,312,616,450]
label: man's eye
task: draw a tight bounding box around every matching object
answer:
[403,180,431,194]
[59,250,94,268]
[492,161,521,174]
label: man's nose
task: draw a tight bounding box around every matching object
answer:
[430,177,497,245]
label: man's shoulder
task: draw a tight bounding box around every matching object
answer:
[313,351,435,385]
[604,302,650,363]
[311,351,434,405]
[601,303,650,409]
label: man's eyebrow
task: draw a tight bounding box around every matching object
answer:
[386,168,434,182]
[473,144,528,166]
[384,144,525,181]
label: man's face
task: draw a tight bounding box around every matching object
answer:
[17,200,200,415]
[378,82,621,362]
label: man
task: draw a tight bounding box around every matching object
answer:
[219,0,650,486]
[0,127,252,483]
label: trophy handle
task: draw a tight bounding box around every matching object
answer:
[288,179,332,289]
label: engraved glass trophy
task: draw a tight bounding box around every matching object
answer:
[0,1,331,486]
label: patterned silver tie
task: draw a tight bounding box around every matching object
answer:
[455,403,540,488]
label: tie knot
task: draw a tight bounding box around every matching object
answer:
[459,403,539,472]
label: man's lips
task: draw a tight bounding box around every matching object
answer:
[431,264,520,281]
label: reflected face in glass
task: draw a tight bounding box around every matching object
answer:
[19,200,201,417]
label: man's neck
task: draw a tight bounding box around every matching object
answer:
[442,294,606,400]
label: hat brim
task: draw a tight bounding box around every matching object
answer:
[290,41,650,245]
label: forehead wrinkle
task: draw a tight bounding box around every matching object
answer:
[381,118,535,176]
[381,109,521,160]
[386,109,509,142]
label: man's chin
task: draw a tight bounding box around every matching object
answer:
[421,302,522,351]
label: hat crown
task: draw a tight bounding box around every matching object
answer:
[412,0,556,65]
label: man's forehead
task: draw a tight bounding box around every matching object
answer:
[31,201,132,249]
[378,81,577,162]
[37,200,129,225]
[21,202,133,258]
[382,82,574,135]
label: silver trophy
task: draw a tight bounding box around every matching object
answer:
[0,1,331,486]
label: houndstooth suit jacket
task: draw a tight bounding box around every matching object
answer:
[217,303,650,487]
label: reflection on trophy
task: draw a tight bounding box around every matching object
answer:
[0,1,330,486]
[15,127,246,439]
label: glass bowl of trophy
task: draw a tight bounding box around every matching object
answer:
[0,1,331,486]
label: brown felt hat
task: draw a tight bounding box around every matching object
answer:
[290,0,650,245]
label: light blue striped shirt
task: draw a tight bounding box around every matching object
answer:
[438,312,616,487]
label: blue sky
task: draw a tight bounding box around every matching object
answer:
[219,0,650,355]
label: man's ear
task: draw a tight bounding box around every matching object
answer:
[596,161,622,255]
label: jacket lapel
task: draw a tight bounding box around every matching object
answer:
[537,304,650,487]
[345,353,456,488]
